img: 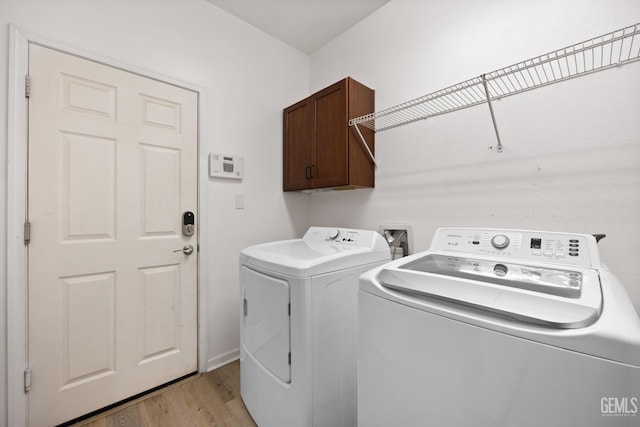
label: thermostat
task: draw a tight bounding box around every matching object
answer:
[209,153,244,180]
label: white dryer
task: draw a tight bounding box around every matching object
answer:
[240,226,390,427]
[359,228,640,427]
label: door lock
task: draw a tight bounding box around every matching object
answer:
[182,211,195,236]
[174,245,194,255]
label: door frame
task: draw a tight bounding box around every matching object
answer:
[6,24,210,427]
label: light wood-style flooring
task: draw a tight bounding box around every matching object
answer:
[74,361,256,427]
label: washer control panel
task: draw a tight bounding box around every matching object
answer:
[430,228,597,267]
[302,226,389,249]
[324,228,361,244]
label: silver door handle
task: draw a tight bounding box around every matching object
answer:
[174,245,194,255]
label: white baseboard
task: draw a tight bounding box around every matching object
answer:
[206,348,240,372]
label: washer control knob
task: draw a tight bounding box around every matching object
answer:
[491,234,510,249]
[328,229,340,240]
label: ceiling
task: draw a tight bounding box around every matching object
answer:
[206,0,390,54]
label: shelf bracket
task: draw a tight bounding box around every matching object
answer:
[481,74,503,153]
[351,123,378,168]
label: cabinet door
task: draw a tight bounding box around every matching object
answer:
[347,78,375,188]
[312,81,348,188]
[283,98,313,191]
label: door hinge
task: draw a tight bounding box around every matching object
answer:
[25,75,31,98]
[24,368,31,393]
[288,352,291,365]
[24,221,31,244]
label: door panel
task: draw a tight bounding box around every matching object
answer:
[61,132,117,241]
[27,44,198,426]
[138,265,181,361]
[62,73,117,119]
[140,144,181,236]
[61,272,116,388]
[241,267,291,383]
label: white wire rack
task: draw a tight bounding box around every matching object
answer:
[349,23,640,157]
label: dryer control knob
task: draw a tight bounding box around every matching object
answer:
[328,229,340,240]
[491,234,510,249]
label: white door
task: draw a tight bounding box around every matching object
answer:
[27,44,198,426]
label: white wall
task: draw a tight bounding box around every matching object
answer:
[309,0,640,310]
[0,0,310,421]
[2,0,639,423]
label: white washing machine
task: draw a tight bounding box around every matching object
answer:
[240,226,390,427]
[359,228,640,427]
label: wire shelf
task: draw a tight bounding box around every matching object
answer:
[349,23,640,133]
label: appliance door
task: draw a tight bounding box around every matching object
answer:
[241,266,291,383]
[358,290,640,427]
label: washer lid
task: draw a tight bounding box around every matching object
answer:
[377,253,603,329]
[240,227,390,277]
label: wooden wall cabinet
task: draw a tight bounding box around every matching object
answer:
[283,77,375,191]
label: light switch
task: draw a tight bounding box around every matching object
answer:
[235,194,245,210]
